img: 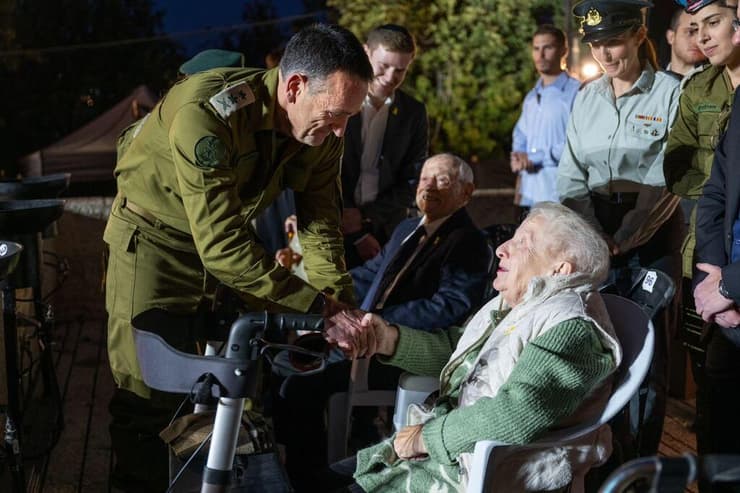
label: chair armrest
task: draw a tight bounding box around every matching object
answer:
[393,373,439,431]
[465,422,606,493]
[466,440,509,493]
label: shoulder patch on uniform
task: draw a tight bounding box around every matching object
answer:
[208,81,255,119]
[194,136,229,169]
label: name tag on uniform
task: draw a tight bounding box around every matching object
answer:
[628,113,666,139]
[695,102,721,113]
[209,81,255,119]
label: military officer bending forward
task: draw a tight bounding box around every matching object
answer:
[103,24,372,491]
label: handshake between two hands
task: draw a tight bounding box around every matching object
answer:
[322,309,398,360]
[321,307,428,459]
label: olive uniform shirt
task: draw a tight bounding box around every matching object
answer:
[664,65,735,277]
[104,67,354,397]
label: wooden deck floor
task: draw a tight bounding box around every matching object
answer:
[0,211,702,492]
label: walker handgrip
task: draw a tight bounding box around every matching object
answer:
[267,313,324,333]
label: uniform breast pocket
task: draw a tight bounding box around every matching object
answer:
[697,111,726,150]
[627,114,667,141]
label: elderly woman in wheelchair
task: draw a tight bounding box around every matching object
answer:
[327,202,623,493]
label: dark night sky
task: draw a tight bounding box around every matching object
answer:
[153,0,305,56]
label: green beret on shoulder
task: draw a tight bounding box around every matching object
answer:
[179,49,245,75]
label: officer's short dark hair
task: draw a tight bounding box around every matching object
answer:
[280,24,373,88]
[366,24,416,55]
[669,7,684,32]
[533,24,567,49]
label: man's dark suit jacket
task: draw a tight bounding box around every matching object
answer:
[695,91,740,343]
[341,89,428,243]
[350,207,492,331]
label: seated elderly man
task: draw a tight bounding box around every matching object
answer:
[351,152,491,330]
[327,202,622,493]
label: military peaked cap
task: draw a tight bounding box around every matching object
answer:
[573,0,653,43]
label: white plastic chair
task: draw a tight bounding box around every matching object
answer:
[326,358,397,463]
[392,294,654,493]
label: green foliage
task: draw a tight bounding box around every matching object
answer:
[328,0,561,159]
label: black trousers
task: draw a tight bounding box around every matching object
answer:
[696,328,740,493]
[271,359,402,492]
[109,387,186,492]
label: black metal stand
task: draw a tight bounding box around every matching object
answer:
[3,279,26,493]
[0,241,26,492]
[0,199,65,491]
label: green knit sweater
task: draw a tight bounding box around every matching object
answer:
[355,317,615,493]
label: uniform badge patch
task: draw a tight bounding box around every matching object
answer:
[208,81,255,119]
[194,136,228,169]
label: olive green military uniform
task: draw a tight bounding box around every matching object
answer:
[664,65,735,277]
[105,67,355,399]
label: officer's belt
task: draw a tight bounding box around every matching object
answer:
[591,191,639,206]
[121,197,160,225]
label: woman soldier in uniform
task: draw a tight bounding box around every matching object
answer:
[557,0,682,458]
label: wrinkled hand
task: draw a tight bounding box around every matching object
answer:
[323,312,399,359]
[324,309,371,358]
[713,307,740,329]
[393,424,427,460]
[694,263,734,322]
[275,247,302,269]
[355,234,381,261]
[342,208,363,234]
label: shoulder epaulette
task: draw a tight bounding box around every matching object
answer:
[208,80,255,119]
[662,70,682,82]
[680,63,710,91]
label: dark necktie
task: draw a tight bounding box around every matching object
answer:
[370,226,426,309]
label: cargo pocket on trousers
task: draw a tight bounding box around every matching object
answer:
[104,219,138,320]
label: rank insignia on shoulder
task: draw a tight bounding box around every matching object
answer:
[209,81,255,119]
[194,136,229,169]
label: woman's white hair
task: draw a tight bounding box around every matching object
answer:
[526,202,610,285]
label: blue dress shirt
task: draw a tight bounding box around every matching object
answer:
[512,71,580,206]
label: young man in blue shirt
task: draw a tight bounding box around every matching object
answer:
[511,24,580,209]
